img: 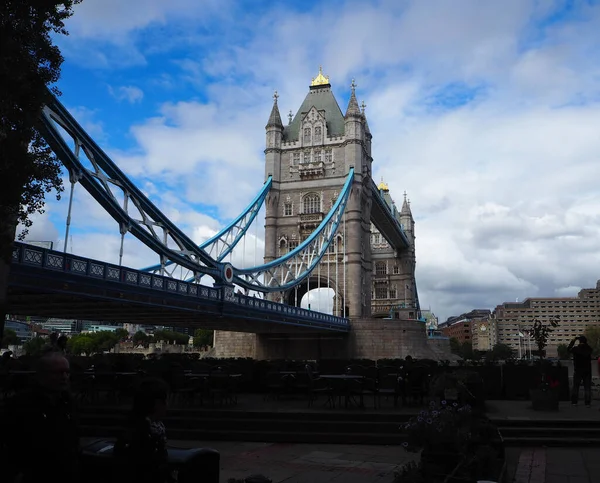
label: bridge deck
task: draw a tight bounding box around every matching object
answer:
[8,243,349,334]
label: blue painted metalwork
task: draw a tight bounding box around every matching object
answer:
[11,242,350,331]
[38,93,226,281]
[233,168,354,292]
[142,176,272,273]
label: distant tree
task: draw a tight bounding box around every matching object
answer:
[114,328,129,341]
[584,325,600,355]
[0,1,82,345]
[530,318,559,360]
[23,336,46,356]
[449,337,462,357]
[490,343,515,361]
[154,330,189,345]
[193,329,214,348]
[1,329,19,348]
[556,343,570,360]
[132,330,150,346]
[67,334,95,356]
[461,341,473,360]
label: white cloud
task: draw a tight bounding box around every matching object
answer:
[108,85,144,103]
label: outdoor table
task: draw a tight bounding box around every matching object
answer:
[319,375,365,408]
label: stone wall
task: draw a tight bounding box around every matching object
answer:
[349,318,445,360]
[214,319,455,361]
[214,330,257,358]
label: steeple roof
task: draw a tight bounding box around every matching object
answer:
[283,68,345,142]
[345,79,361,118]
[266,91,283,129]
[401,191,412,216]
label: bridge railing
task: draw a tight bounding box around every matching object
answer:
[11,243,349,330]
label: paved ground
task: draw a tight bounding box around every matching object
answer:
[509,447,600,483]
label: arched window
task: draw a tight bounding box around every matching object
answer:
[389,285,397,299]
[303,127,311,144]
[314,126,322,143]
[375,262,387,275]
[303,193,320,214]
[279,239,287,256]
[314,149,322,163]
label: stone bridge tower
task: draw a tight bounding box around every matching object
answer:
[263,68,373,318]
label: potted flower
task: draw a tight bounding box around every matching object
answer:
[398,400,505,482]
[529,318,560,410]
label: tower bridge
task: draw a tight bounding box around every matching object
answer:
[5,67,451,361]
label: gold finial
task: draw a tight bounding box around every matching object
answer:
[311,66,330,86]
[351,78,357,92]
[273,90,279,102]
[378,177,389,191]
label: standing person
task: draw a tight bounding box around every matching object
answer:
[114,377,173,483]
[568,335,593,407]
[0,351,80,483]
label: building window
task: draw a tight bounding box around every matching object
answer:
[375,285,387,299]
[314,149,322,163]
[373,233,381,244]
[301,151,310,163]
[389,286,397,298]
[303,127,311,144]
[284,203,292,216]
[375,262,387,275]
[279,239,287,256]
[393,265,399,274]
[314,126,322,143]
[324,149,332,162]
[303,193,320,214]
[293,152,300,165]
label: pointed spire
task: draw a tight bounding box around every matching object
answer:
[266,90,283,129]
[401,190,412,215]
[345,79,361,118]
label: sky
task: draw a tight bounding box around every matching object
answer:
[22,0,600,322]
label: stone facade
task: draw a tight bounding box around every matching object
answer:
[215,70,452,361]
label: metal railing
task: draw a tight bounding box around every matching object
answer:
[11,242,350,330]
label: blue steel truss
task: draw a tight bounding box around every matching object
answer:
[142,176,272,273]
[233,168,354,292]
[37,92,353,294]
[38,92,226,282]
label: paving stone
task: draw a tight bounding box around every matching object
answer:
[544,475,570,483]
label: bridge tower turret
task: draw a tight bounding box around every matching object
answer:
[264,92,284,266]
[261,68,373,317]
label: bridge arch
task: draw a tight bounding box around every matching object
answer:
[284,275,348,317]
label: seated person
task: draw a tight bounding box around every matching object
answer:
[114,377,173,483]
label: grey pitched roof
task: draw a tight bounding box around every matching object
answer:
[345,88,361,118]
[266,99,283,129]
[283,85,345,142]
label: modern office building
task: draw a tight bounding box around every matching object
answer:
[493,280,600,355]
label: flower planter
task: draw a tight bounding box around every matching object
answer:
[530,387,559,411]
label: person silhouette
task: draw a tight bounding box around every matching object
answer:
[1,351,80,483]
[114,377,172,483]
[568,336,593,407]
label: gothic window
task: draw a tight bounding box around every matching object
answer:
[293,152,300,165]
[279,239,288,256]
[303,193,321,214]
[303,127,311,144]
[373,233,381,244]
[389,285,397,298]
[375,262,387,275]
[301,151,310,164]
[324,149,332,162]
[284,203,292,216]
[314,149,322,163]
[314,126,322,143]
[289,240,298,251]
[375,284,387,300]
[393,265,400,274]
